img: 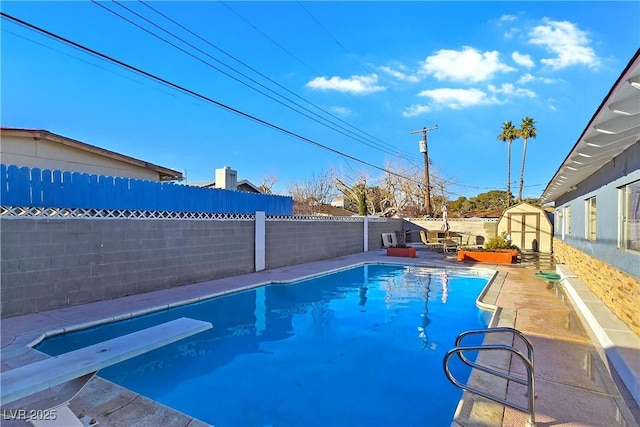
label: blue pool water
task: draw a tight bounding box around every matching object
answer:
[37,264,492,427]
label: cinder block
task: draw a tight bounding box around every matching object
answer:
[20,232,52,245]
[1,259,19,274]
[36,219,67,231]
[33,243,66,258]
[2,271,36,289]
[0,218,37,232]
[66,219,93,232]
[0,232,21,246]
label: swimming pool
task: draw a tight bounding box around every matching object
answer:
[37,263,494,426]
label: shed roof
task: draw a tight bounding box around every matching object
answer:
[540,49,640,204]
[1,127,183,181]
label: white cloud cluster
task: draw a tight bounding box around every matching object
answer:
[529,19,600,70]
[488,83,536,98]
[423,88,498,107]
[402,87,501,117]
[379,66,420,83]
[518,73,558,84]
[306,74,385,94]
[500,14,518,22]
[512,52,535,68]
[330,106,352,117]
[421,47,516,83]
[402,104,432,118]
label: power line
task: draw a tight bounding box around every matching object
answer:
[297,2,417,114]
[0,11,425,186]
[136,0,419,163]
[220,1,421,161]
[92,1,410,161]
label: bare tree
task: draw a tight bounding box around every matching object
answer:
[287,169,335,215]
[334,169,371,215]
[258,174,278,194]
[379,161,424,216]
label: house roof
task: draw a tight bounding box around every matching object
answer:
[190,179,263,193]
[540,48,640,204]
[237,179,263,194]
[1,127,183,181]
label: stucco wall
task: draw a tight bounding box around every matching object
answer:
[1,217,403,318]
[404,218,498,247]
[1,135,161,180]
[554,143,640,279]
[554,238,640,335]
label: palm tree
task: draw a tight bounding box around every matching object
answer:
[497,120,520,207]
[517,117,537,203]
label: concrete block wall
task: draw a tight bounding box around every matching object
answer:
[1,218,255,317]
[553,238,640,336]
[368,219,404,249]
[1,216,405,318]
[265,220,363,269]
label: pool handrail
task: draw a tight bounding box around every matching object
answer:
[443,327,536,427]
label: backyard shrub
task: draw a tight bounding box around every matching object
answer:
[484,232,520,251]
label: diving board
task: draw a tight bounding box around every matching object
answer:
[1,317,212,425]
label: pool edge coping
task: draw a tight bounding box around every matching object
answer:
[20,258,503,427]
[28,261,498,348]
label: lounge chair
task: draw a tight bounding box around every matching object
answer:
[1,317,212,426]
[419,231,443,250]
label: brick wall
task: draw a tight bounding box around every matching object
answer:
[553,238,640,335]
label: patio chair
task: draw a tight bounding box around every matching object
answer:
[381,233,398,248]
[0,317,212,427]
[419,231,443,250]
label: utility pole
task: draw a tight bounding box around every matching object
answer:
[410,125,438,217]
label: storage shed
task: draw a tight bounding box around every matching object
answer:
[497,202,553,253]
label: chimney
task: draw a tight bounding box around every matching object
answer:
[214,166,238,190]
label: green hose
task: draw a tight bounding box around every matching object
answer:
[535,272,561,281]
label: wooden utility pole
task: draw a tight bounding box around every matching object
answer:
[410,125,438,217]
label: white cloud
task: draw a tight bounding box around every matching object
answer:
[306,74,385,94]
[402,104,432,118]
[528,19,600,70]
[417,87,499,109]
[517,73,558,84]
[512,51,535,68]
[379,66,420,83]
[421,47,516,83]
[488,83,537,98]
[330,106,352,117]
[500,14,518,22]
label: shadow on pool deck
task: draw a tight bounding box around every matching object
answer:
[1,250,639,427]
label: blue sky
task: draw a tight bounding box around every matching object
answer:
[2,1,639,200]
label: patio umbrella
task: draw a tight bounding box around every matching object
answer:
[441,205,450,232]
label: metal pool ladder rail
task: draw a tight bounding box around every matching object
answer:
[443,327,536,427]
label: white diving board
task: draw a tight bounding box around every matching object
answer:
[1,317,212,425]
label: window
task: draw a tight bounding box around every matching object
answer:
[564,205,571,235]
[620,181,640,252]
[586,197,596,241]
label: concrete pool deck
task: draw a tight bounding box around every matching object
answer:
[1,249,639,426]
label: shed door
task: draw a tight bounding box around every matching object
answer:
[508,213,540,251]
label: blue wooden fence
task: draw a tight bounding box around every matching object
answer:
[0,165,293,215]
